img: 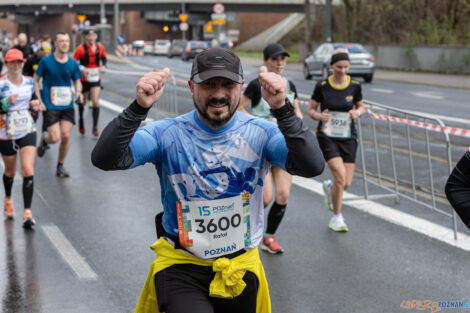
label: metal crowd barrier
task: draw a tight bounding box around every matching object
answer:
[355,100,458,239]
[149,74,179,120]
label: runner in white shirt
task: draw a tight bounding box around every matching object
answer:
[0,49,42,228]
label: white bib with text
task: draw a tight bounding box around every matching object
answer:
[7,110,35,137]
[323,111,352,138]
[51,87,73,106]
[86,68,100,83]
[176,193,251,259]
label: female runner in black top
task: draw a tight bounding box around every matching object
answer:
[308,48,364,232]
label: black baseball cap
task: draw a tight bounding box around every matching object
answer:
[191,48,243,84]
[263,43,290,60]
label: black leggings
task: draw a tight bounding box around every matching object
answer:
[154,263,259,313]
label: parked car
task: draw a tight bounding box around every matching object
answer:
[181,41,210,61]
[167,40,187,58]
[303,43,375,82]
[153,39,171,56]
[132,40,145,49]
[143,41,154,54]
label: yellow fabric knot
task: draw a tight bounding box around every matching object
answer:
[209,257,247,299]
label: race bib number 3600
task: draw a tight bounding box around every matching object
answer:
[323,111,352,138]
[176,193,251,259]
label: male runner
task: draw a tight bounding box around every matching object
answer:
[445,147,470,230]
[73,28,107,136]
[34,32,83,177]
[92,48,325,313]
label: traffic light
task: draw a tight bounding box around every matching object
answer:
[163,25,169,32]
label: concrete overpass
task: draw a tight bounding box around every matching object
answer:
[0,0,341,14]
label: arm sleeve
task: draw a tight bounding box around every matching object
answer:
[91,100,153,171]
[72,61,82,81]
[243,79,261,107]
[35,59,44,78]
[289,81,298,99]
[266,111,324,177]
[445,149,470,229]
[311,81,323,103]
[354,83,363,102]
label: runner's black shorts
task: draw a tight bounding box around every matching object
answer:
[0,132,37,156]
[82,81,101,93]
[154,262,259,313]
[43,108,75,129]
[316,131,358,163]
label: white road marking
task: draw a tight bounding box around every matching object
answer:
[101,97,470,251]
[371,88,394,94]
[410,91,444,100]
[42,225,98,281]
[292,176,470,252]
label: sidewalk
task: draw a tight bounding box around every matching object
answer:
[108,54,470,90]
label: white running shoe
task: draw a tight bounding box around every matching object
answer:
[329,214,348,232]
[323,179,333,211]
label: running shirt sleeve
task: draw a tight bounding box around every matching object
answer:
[445,148,470,229]
[353,81,363,102]
[71,60,82,81]
[73,45,84,62]
[91,100,150,171]
[243,79,261,107]
[311,81,323,103]
[288,80,298,99]
[266,109,325,177]
[35,58,45,78]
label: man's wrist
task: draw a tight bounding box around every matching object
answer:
[271,98,296,120]
[129,99,151,115]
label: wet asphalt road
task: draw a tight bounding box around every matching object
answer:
[0,56,469,313]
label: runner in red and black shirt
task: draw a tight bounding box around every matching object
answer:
[73,28,107,136]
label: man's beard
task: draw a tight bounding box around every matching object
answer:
[194,97,239,129]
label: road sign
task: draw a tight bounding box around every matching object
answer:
[211,14,226,21]
[179,22,189,32]
[212,19,226,25]
[213,3,225,14]
[179,14,188,22]
[116,34,126,44]
[78,15,86,23]
[171,24,179,32]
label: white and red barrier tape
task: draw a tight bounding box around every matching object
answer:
[104,68,470,138]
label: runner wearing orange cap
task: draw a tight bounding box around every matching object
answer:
[0,49,42,228]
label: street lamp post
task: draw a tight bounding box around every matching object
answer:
[114,0,119,50]
[325,0,332,42]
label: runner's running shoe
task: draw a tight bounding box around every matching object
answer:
[4,198,14,219]
[37,132,49,157]
[92,127,99,137]
[22,210,36,229]
[329,215,348,232]
[261,235,284,254]
[56,164,70,178]
[323,179,333,211]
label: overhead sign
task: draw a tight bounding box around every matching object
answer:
[78,15,86,23]
[212,3,225,14]
[179,22,189,32]
[211,13,226,21]
[179,14,188,22]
